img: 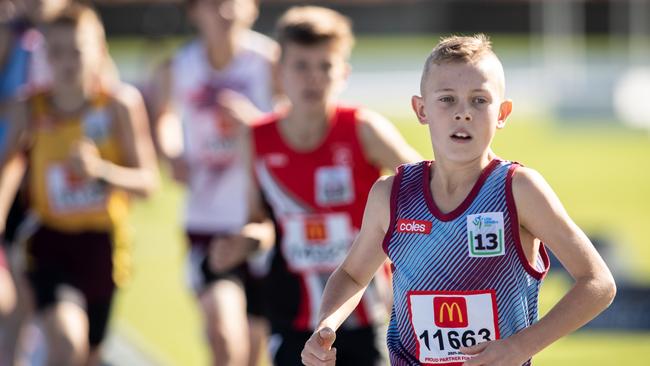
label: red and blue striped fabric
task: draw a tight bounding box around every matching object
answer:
[383,159,549,366]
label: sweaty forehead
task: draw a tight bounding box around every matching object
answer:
[422,55,506,98]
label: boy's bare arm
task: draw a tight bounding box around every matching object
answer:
[463,167,616,365]
[209,131,275,272]
[357,108,422,171]
[0,102,29,233]
[151,60,185,165]
[68,84,159,198]
[301,176,392,366]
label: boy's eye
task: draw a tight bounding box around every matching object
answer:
[439,96,454,103]
[294,61,308,71]
[473,97,489,104]
[320,62,332,72]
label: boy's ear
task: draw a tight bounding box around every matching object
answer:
[411,95,427,125]
[497,99,513,129]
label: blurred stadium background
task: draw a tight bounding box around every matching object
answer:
[18,0,648,364]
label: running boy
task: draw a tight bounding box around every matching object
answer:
[301,34,616,366]
[0,4,158,365]
[150,0,277,364]
[214,6,421,365]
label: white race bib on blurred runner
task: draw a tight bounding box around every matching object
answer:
[281,213,355,273]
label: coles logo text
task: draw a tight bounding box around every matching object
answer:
[396,219,432,234]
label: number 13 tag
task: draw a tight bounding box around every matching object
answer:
[466,212,505,257]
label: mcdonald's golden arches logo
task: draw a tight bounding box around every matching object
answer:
[433,296,468,328]
[305,217,328,243]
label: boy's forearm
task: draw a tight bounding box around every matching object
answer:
[510,275,616,358]
[97,161,159,197]
[317,267,368,331]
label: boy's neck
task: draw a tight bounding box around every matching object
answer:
[431,152,495,195]
[51,81,93,114]
[203,28,245,71]
[280,103,335,151]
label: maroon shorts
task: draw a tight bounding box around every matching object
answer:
[25,225,116,346]
[186,231,265,317]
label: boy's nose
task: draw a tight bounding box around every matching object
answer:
[454,112,472,121]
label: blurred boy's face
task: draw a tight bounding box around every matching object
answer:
[412,56,512,164]
[190,0,257,41]
[46,23,102,88]
[279,41,349,113]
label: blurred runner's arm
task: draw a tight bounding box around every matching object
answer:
[209,129,275,272]
[0,246,16,317]
[302,176,392,365]
[462,167,617,366]
[357,108,422,170]
[0,102,29,234]
[69,84,159,198]
[150,60,188,183]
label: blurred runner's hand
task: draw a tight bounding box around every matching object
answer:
[216,89,263,129]
[69,138,104,180]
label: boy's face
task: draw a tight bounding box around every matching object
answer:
[412,57,512,163]
[279,41,349,113]
[46,23,101,87]
[190,0,257,40]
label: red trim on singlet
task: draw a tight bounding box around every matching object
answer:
[382,165,405,255]
[505,164,550,280]
[423,159,500,222]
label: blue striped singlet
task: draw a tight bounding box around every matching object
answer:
[383,159,549,366]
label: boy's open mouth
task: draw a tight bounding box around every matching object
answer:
[450,131,472,141]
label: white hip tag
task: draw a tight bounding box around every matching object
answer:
[407,290,500,365]
[281,213,354,273]
[46,163,107,214]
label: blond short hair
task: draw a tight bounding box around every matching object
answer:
[420,34,499,94]
[275,6,354,58]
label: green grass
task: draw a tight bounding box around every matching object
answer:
[113,177,210,365]
[114,117,650,365]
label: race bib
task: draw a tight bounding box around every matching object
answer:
[408,290,500,365]
[185,110,238,169]
[281,213,354,273]
[315,166,354,206]
[466,212,505,257]
[46,164,107,214]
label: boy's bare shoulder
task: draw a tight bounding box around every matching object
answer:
[244,30,280,63]
[511,166,546,193]
[355,107,399,146]
[109,82,145,112]
[511,165,557,214]
[367,175,395,208]
[356,107,391,128]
